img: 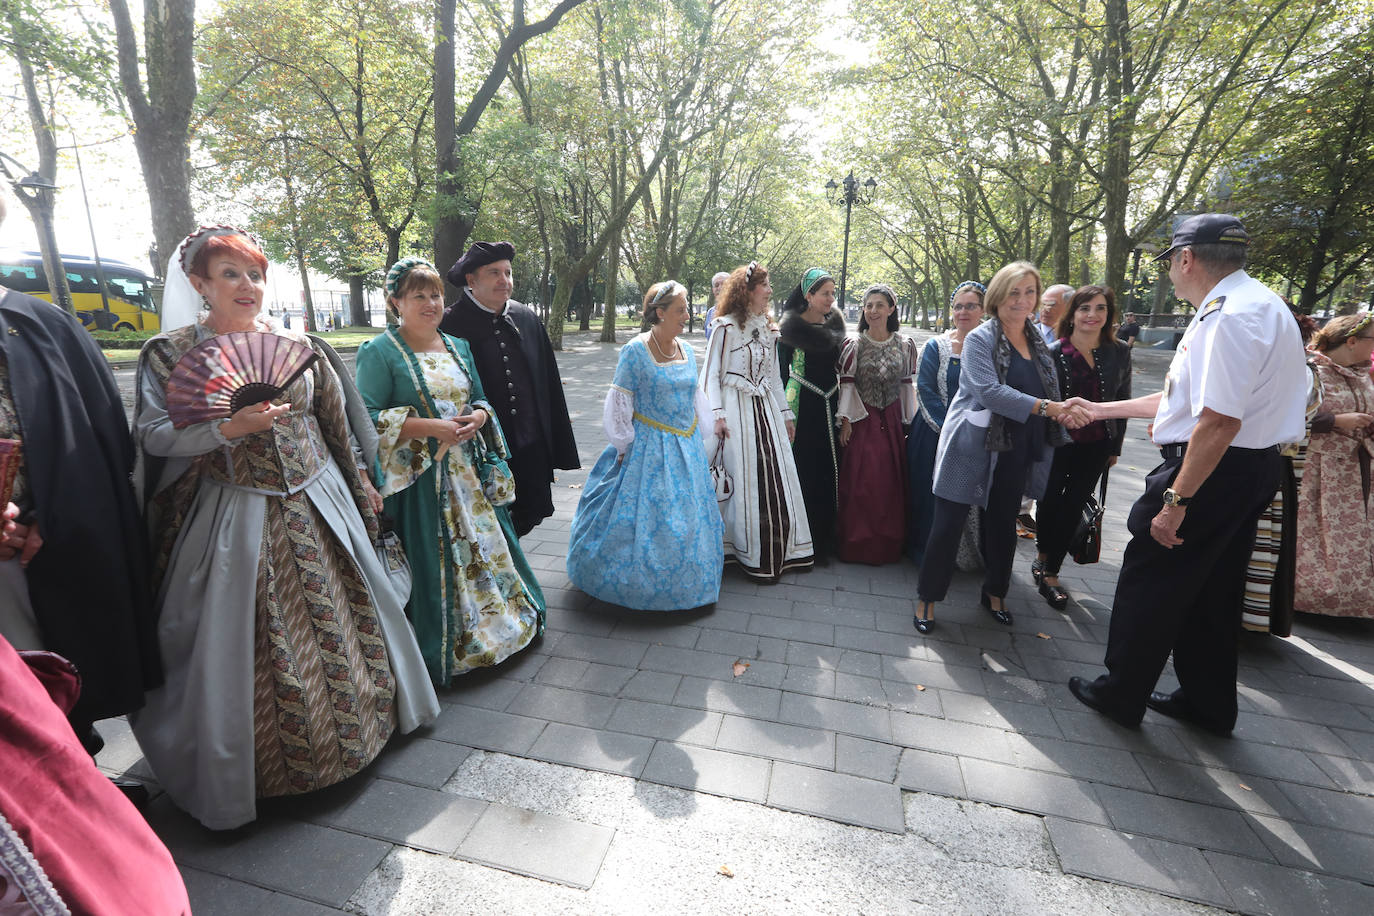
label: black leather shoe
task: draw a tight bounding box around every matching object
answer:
[913,601,936,634]
[1145,691,1232,736]
[1068,676,1140,728]
[1038,579,1069,610]
[980,591,1013,626]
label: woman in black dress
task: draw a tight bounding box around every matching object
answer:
[779,267,846,559]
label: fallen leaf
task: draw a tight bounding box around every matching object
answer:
[718,865,735,878]
[916,684,926,691]
[1238,782,1252,791]
[568,484,582,489]
[731,660,750,677]
[1036,632,1052,640]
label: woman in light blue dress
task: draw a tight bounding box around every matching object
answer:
[568,281,722,610]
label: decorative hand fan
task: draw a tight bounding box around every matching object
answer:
[165,332,318,428]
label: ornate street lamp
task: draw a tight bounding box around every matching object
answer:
[824,171,877,310]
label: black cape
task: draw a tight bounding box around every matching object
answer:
[440,292,579,470]
[0,290,161,722]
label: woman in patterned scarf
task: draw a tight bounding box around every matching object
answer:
[131,227,439,830]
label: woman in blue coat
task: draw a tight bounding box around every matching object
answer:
[914,262,1074,634]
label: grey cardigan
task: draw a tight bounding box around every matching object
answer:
[931,318,1070,508]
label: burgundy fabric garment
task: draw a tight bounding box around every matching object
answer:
[0,636,189,916]
[837,400,909,565]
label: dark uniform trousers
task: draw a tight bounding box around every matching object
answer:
[1093,444,1281,730]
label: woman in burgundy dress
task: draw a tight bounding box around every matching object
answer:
[836,284,918,563]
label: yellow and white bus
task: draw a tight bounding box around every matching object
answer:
[0,250,160,332]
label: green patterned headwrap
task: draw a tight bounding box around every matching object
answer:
[802,267,833,294]
[385,257,437,298]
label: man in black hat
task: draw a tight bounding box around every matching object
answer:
[1062,213,1307,735]
[442,241,579,536]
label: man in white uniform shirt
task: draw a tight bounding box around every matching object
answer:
[1064,214,1307,735]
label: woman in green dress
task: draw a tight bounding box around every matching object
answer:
[355,259,545,688]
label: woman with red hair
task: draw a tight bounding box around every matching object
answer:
[131,226,439,830]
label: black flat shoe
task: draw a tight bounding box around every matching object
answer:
[1145,691,1233,737]
[1068,676,1140,729]
[1038,579,1069,610]
[1031,558,1045,586]
[980,591,1013,626]
[913,601,936,634]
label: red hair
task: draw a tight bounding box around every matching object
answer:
[189,233,268,278]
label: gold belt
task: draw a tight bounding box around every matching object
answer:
[633,411,698,437]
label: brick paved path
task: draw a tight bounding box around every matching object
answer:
[99,328,1374,914]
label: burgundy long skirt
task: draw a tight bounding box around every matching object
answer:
[837,399,908,564]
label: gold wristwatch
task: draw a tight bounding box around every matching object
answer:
[1162,488,1192,507]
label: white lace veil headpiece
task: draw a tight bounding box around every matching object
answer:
[161,225,264,333]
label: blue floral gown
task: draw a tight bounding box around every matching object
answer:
[568,336,722,610]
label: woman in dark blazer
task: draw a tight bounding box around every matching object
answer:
[915,261,1074,633]
[1032,285,1132,608]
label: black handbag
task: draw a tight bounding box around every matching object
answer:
[1069,469,1109,565]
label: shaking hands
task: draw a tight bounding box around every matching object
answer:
[1053,397,1098,430]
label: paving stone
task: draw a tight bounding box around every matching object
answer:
[456,802,614,888]
[780,664,837,697]
[960,758,1109,825]
[835,649,884,678]
[1240,688,1374,733]
[791,600,876,629]
[436,673,523,710]
[1205,850,1374,916]
[1134,754,1305,821]
[150,801,389,907]
[920,640,988,671]
[368,735,473,789]
[642,644,787,687]
[716,715,835,768]
[717,592,793,617]
[1273,779,1374,835]
[1307,751,1374,796]
[533,656,592,688]
[1046,817,1234,910]
[605,698,723,745]
[1250,814,1374,884]
[1184,733,1339,788]
[890,712,1016,765]
[883,656,986,694]
[429,704,547,755]
[746,613,834,646]
[767,761,904,833]
[179,867,344,916]
[507,683,618,729]
[1095,783,1272,859]
[939,691,1063,739]
[609,616,703,648]
[779,691,892,742]
[695,626,761,657]
[896,748,965,797]
[550,632,649,668]
[1049,705,1193,762]
[832,671,887,706]
[1001,732,1152,791]
[785,642,843,669]
[673,675,783,720]
[618,670,682,703]
[526,721,654,777]
[313,779,486,854]
[834,624,911,656]
[757,635,789,662]
[639,740,771,804]
[878,680,945,717]
[835,734,900,782]
[1230,711,1357,757]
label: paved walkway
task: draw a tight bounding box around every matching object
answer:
[99,328,1374,914]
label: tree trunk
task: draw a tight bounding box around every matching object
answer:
[1100,0,1135,292]
[347,274,366,327]
[600,226,620,343]
[109,0,198,288]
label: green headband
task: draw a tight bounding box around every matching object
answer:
[386,257,436,298]
[803,267,832,294]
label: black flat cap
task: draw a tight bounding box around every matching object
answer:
[447,241,516,286]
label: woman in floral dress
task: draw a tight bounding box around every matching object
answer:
[355,259,544,687]
[1292,312,1374,619]
[835,284,918,564]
